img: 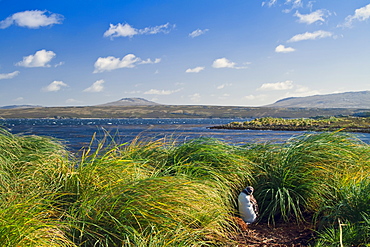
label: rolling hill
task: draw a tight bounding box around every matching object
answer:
[97,98,160,106]
[1,91,370,119]
[266,91,370,108]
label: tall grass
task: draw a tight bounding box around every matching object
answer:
[1,127,369,246]
[0,128,74,246]
[245,132,370,225]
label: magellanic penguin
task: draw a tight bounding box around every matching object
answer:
[238,186,258,224]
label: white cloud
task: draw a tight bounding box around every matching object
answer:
[13,97,24,102]
[140,23,175,35]
[54,61,64,67]
[83,79,105,93]
[144,88,182,95]
[139,58,161,64]
[294,9,328,24]
[262,0,277,7]
[42,81,68,92]
[104,22,175,39]
[189,28,209,38]
[283,0,303,13]
[262,0,302,10]
[212,58,235,68]
[0,10,63,29]
[275,45,295,53]
[342,4,370,27]
[16,49,56,67]
[257,80,294,91]
[103,23,137,38]
[0,71,20,79]
[287,0,303,8]
[217,83,232,89]
[212,58,248,69]
[185,66,205,73]
[287,30,333,42]
[189,93,201,103]
[93,54,160,73]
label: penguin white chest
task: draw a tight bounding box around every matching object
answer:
[238,193,257,224]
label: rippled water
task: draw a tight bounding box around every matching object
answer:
[1,118,369,152]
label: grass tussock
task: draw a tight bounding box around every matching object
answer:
[0,127,369,246]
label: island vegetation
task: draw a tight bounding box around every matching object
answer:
[1,127,370,246]
[210,116,370,133]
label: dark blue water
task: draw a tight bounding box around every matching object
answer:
[1,118,369,152]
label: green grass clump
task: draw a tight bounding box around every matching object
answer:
[1,127,370,246]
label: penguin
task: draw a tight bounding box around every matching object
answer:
[238,186,258,224]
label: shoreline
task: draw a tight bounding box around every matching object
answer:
[209,125,370,133]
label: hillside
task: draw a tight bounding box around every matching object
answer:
[266,91,370,108]
[0,105,369,119]
[0,105,42,109]
[1,93,370,119]
[97,98,160,106]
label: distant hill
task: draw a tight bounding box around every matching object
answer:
[2,94,370,119]
[266,91,370,109]
[0,105,42,109]
[97,97,161,107]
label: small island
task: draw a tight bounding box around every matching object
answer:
[209,116,370,133]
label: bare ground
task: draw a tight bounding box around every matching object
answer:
[230,217,316,247]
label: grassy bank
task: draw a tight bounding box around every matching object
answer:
[211,116,370,133]
[0,128,369,246]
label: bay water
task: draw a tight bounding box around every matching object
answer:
[1,118,369,153]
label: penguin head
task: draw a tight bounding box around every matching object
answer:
[244,186,254,195]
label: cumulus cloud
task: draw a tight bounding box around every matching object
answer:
[212,58,236,68]
[257,80,294,91]
[185,66,205,73]
[341,4,370,27]
[287,30,333,42]
[83,79,105,93]
[42,81,68,92]
[93,54,160,73]
[189,28,209,38]
[16,49,56,68]
[294,9,328,24]
[144,88,182,95]
[0,10,63,29]
[104,22,175,39]
[212,58,248,69]
[0,71,20,80]
[275,45,295,53]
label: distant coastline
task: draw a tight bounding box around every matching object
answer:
[1,105,370,119]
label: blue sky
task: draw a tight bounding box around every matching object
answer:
[1,0,370,107]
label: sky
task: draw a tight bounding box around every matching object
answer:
[1,0,370,107]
